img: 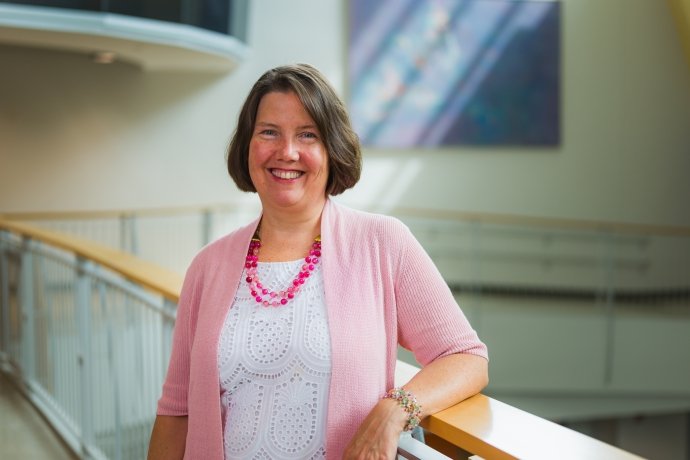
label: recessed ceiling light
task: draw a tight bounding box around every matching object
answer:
[92,51,117,64]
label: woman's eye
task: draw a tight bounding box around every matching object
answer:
[260,129,277,136]
[301,132,317,139]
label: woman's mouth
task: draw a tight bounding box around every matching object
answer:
[270,169,303,180]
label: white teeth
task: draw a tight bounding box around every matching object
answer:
[271,169,302,179]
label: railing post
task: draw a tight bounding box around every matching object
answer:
[20,237,36,383]
[129,214,139,255]
[468,221,485,328]
[599,231,617,386]
[162,299,177,368]
[75,257,95,456]
[201,209,213,247]
[119,213,139,255]
[0,232,9,365]
[97,280,122,460]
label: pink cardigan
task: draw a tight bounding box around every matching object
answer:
[157,199,487,459]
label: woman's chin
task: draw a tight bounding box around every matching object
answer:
[261,193,314,210]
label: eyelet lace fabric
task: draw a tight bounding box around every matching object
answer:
[218,259,331,459]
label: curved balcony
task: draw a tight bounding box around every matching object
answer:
[0,2,249,71]
[2,212,670,458]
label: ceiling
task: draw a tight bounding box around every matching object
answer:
[0,3,248,72]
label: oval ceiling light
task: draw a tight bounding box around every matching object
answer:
[92,50,117,64]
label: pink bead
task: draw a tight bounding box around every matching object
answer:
[244,235,322,307]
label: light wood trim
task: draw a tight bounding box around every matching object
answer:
[0,204,227,221]
[392,206,690,237]
[0,219,182,302]
[422,394,644,460]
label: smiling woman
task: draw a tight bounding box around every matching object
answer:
[147,63,489,460]
[247,91,330,218]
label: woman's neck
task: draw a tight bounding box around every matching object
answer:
[255,200,325,262]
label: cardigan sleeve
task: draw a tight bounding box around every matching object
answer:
[156,258,202,416]
[393,222,488,366]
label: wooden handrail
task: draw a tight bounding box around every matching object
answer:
[0,219,182,302]
[2,202,689,237]
[0,218,646,459]
[422,394,644,460]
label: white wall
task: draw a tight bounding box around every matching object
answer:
[1,0,689,228]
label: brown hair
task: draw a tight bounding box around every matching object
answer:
[226,63,361,196]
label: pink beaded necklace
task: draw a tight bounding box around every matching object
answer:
[244,233,322,307]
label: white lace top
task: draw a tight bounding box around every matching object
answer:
[217,259,332,459]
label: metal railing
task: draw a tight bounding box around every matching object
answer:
[0,219,647,459]
[5,203,690,399]
[0,221,446,459]
[0,227,177,459]
[6,202,689,290]
[0,220,652,460]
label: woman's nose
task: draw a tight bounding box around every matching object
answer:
[277,138,299,161]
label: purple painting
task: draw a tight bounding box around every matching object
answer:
[348,0,561,147]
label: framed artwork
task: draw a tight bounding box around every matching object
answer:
[348,0,561,147]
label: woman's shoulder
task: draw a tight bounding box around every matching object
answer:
[330,199,406,227]
[328,200,412,243]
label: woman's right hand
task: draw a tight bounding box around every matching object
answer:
[342,398,407,459]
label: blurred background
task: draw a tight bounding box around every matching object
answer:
[0,0,689,458]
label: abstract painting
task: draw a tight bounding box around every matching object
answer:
[348,0,561,147]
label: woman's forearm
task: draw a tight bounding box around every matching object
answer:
[147,415,188,460]
[404,353,489,418]
[344,353,487,458]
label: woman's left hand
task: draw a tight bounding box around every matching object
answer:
[343,398,408,459]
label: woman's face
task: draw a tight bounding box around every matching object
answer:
[248,90,329,213]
